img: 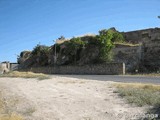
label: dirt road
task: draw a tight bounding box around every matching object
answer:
[0,76,146,120]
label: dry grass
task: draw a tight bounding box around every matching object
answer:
[0,93,23,120]
[113,83,160,106]
[128,73,160,77]
[22,107,36,116]
[114,83,160,91]
[0,113,23,120]
[58,80,86,84]
[114,42,141,47]
[0,71,50,80]
[0,93,3,113]
[114,83,160,119]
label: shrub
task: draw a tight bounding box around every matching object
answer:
[60,37,85,64]
[98,29,115,62]
[112,32,125,43]
[114,83,160,106]
[31,45,50,66]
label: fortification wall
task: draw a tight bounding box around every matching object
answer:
[113,45,142,72]
[142,39,160,70]
[121,27,160,71]
[25,63,125,75]
[123,28,160,44]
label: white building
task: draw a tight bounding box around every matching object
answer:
[0,62,19,74]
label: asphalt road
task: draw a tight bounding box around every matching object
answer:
[55,75,160,84]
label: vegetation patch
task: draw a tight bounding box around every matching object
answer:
[0,93,23,120]
[114,83,160,91]
[114,42,141,47]
[0,113,23,120]
[0,71,50,80]
[127,73,160,77]
[114,83,160,119]
[22,107,36,116]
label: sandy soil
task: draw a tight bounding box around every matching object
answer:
[0,76,146,120]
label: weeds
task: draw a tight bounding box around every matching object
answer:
[58,80,86,84]
[0,113,23,120]
[0,93,23,120]
[116,87,160,106]
[114,83,160,119]
[0,71,50,80]
[127,73,160,77]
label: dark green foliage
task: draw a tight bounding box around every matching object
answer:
[20,51,31,58]
[32,45,50,56]
[97,28,124,62]
[100,28,125,43]
[17,51,31,64]
[86,36,101,46]
[51,44,61,53]
[31,44,50,66]
[61,37,85,64]
[112,32,124,43]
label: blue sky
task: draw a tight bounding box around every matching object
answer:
[0,0,160,62]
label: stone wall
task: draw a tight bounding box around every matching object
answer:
[122,27,160,71]
[113,45,142,72]
[26,63,125,75]
[10,63,19,71]
[142,39,160,71]
[123,28,160,44]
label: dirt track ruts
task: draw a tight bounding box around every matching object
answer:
[0,76,146,120]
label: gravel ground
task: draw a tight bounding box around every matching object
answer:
[0,76,147,120]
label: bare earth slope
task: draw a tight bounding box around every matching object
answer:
[0,76,146,120]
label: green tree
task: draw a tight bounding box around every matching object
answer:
[98,29,115,62]
[112,32,124,43]
[32,44,50,66]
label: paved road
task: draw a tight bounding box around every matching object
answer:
[55,75,160,84]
